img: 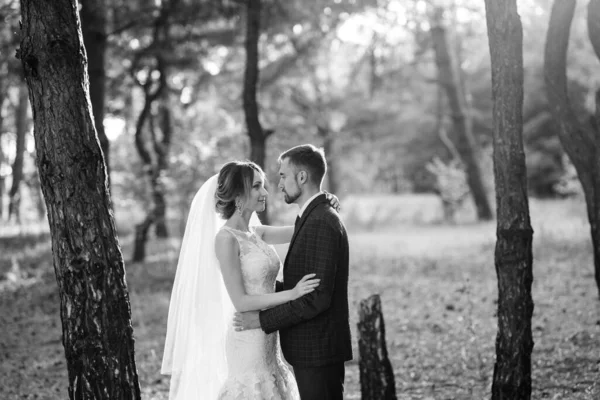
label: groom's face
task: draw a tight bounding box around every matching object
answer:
[278,158,302,204]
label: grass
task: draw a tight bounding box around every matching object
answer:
[1,196,599,399]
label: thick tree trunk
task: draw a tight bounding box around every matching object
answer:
[484,1,534,399]
[18,1,141,398]
[545,0,600,299]
[80,0,109,187]
[430,9,493,221]
[243,0,272,224]
[8,83,29,221]
[357,294,397,400]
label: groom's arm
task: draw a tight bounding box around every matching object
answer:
[259,217,340,334]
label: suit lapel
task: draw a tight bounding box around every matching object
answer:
[284,194,329,268]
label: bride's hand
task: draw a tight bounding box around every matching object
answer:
[292,273,320,299]
[325,192,341,212]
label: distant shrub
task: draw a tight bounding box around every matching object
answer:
[425,157,470,222]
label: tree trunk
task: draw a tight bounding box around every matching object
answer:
[0,85,5,220]
[317,126,338,194]
[484,1,534,399]
[80,0,109,187]
[31,165,46,221]
[130,3,178,261]
[430,8,493,221]
[8,82,29,222]
[131,57,170,261]
[545,0,600,299]
[18,1,142,398]
[243,0,272,224]
[357,294,397,400]
[153,100,171,238]
[132,94,161,262]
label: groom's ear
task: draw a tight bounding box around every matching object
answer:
[298,170,308,184]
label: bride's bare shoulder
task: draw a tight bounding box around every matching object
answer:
[215,228,237,250]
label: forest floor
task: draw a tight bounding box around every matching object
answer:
[1,197,599,399]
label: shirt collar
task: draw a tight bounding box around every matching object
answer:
[298,191,323,218]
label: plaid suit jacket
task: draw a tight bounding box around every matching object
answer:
[259,194,353,368]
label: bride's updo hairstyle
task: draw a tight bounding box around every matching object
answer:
[215,161,265,219]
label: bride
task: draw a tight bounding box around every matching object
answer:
[161,161,338,399]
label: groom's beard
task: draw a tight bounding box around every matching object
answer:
[283,188,301,204]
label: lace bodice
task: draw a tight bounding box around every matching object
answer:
[217,225,299,400]
[221,226,281,296]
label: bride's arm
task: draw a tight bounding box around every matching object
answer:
[215,231,319,312]
[254,226,294,245]
[255,193,341,245]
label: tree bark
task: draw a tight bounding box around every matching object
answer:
[430,8,493,221]
[317,126,338,194]
[81,0,110,188]
[18,1,142,398]
[484,1,534,399]
[0,81,6,220]
[357,294,397,400]
[131,67,168,262]
[8,82,29,221]
[131,2,178,261]
[545,0,600,299]
[243,0,272,224]
[153,100,171,238]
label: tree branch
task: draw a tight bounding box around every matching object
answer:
[588,0,600,60]
[544,0,595,177]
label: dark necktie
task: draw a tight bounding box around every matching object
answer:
[294,215,301,233]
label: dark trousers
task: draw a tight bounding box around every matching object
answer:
[293,362,345,400]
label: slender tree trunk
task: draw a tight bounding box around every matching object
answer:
[80,0,109,187]
[317,126,338,194]
[153,99,171,238]
[430,8,493,221]
[130,3,178,261]
[8,82,29,222]
[484,1,534,399]
[18,0,141,398]
[368,43,381,99]
[131,60,169,262]
[0,87,5,220]
[132,88,161,262]
[545,0,600,299]
[31,164,46,221]
[243,0,272,224]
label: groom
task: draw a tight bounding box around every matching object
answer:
[234,144,352,399]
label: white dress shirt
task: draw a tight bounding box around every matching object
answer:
[298,191,324,218]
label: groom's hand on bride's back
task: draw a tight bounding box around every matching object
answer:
[233,311,260,331]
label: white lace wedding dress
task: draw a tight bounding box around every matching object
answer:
[217,226,300,400]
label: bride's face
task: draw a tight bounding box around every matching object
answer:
[244,170,268,213]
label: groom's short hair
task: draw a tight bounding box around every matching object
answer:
[279,144,327,186]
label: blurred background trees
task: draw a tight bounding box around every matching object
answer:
[0,0,597,242]
[3,0,600,398]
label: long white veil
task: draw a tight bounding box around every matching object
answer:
[161,174,233,399]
